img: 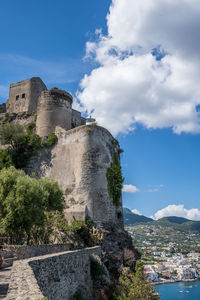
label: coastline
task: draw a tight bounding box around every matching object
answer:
[151,278,200,286]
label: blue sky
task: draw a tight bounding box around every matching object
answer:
[0,0,200,219]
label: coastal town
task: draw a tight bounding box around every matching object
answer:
[126,223,200,284]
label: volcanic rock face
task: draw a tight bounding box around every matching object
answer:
[100,226,140,281]
[25,125,123,228]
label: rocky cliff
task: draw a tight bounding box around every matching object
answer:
[26,124,123,228]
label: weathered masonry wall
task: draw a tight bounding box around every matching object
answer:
[26,125,123,227]
[6,246,101,300]
[5,243,72,260]
[6,77,47,114]
[36,89,73,137]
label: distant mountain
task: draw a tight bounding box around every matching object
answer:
[123,208,153,225]
[155,216,200,232]
[157,216,191,224]
[123,209,200,232]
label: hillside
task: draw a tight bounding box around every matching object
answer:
[126,214,200,256]
[123,208,153,225]
[123,209,200,232]
[154,216,200,232]
[158,216,190,224]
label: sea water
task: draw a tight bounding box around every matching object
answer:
[155,280,200,300]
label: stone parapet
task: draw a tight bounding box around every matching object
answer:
[6,246,101,300]
[4,243,72,260]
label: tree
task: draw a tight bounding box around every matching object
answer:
[0,149,13,169]
[0,167,64,244]
[0,123,26,150]
[116,261,159,300]
[0,123,41,168]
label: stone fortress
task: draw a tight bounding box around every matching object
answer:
[4,77,86,133]
[0,78,140,300]
[0,77,123,228]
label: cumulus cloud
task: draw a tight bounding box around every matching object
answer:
[132,209,142,215]
[147,184,164,193]
[77,0,200,136]
[147,188,159,193]
[122,184,139,193]
[153,204,200,221]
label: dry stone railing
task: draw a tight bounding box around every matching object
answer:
[6,246,101,300]
[4,243,72,260]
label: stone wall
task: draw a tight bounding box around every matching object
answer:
[6,246,101,300]
[5,243,72,260]
[72,109,84,128]
[25,125,123,227]
[36,89,73,137]
[6,77,46,114]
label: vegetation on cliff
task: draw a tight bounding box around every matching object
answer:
[0,167,64,244]
[0,122,57,169]
[46,213,102,247]
[106,151,124,206]
[112,261,159,300]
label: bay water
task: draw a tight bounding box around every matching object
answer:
[155,280,200,300]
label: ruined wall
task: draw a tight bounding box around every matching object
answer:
[6,246,101,300]
[36,89,72,137]
[6,77,46,114]
[26,125,123,227]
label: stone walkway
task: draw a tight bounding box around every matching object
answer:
[0,266,12,299]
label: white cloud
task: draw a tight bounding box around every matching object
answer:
[147,184,164,193]
[147,188,159,193]
[132,209,142,215]
[122,184,139,193]
[153,204,200,221]
[77,0,200,136]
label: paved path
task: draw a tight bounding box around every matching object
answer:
[0,266,12,299]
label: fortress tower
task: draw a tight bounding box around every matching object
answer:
[6,77,47,114]
[1,77,123,227]
[36,88,73,137]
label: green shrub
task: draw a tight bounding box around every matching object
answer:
[112,139,119,146]
[26,122,36,134]
[115,261,159,300]
[0,149,13,169]
[73,291,83,300]
[117,211,123,219]
[85,127,92,134]
[0,123,26,148]
[85,216,94,228]
[0,166,64,244]
[0,123,58,169]
[90,258,105,279]
[0,123,41,168]
[106,152,124,206]
[42,133,58,147]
